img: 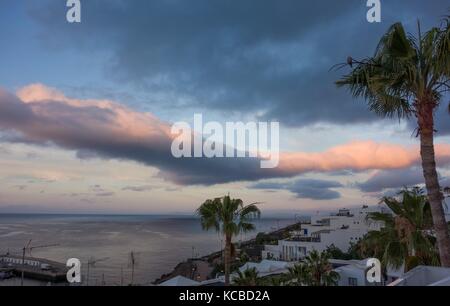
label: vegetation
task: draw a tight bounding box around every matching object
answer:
[197,195,260,285]
[288,250,340,286]
[357,188,439,272]
[336,17,450,266]
[233,250,339,286]
[326,243,362,260]
[255,232,283,245]
[233,268,261,286]
[239,251,250,264]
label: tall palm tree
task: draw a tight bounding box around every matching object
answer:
[360,188,439,271]
[336,18,450,266]
[196,195,260,285]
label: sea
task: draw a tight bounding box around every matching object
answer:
[0,214,296,285]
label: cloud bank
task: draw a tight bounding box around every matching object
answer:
[1,84,450,186]
[357,168,450,193]
[26,0,449,131]
[250,179,343,200]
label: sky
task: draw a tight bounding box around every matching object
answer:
[0,0,449,215]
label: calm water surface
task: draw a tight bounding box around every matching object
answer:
[0,214,295,285]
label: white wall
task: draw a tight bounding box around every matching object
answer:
[262,206,388,261]
[335,265,367,286]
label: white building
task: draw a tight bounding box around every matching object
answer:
[158,275,201,286]
[238,260,294,278]
[158,275,226,287]
[262,206,387,261]
[389,266,450,286]
[331,258,403,286]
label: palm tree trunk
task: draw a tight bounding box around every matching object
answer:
[224,234,231,285]
[418,105,450,267]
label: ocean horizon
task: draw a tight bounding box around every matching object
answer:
[0,213,299,285]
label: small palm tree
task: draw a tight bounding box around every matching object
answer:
[266,275,289,286]
[288,262,311,286]
[359,226,405,269]
[233,268,260,286]
[336,17,450,266]
[361,188,439,271]
[197,195,260,285]
[305,250,340,286]
[288,250,339,286]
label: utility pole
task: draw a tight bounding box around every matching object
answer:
[128,251,139,286]
[20,240,59,286]
[130,252,135,286]
[85,257,109,286]
[21,244,28,287]
[120,266,124,286]
[86,261,90,286]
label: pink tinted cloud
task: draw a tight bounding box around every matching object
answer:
[16,83,172,140]
[1,84,450,185]
[278,141,450,174]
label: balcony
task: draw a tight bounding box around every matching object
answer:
[287,236,321,243]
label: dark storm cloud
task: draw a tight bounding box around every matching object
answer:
[250,178,343,200]
[356,168,426,192]
[357,168,450,196]
[2,86,450,186]
[0,87,276,185]
[27,0,449,127]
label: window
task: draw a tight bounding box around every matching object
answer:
[348,277,358,286]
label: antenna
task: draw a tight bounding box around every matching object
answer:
[85,256,109,286]
[127,251,140,286]
[20,240,59,286]
[120,266,124,286]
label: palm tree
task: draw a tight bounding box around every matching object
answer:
[233,268,260,286]
[196,195,260,285]
[359,223,405,269]
[361,188,439,271]
[305,250,340,286]
[288,250,339,286]
[288,262,311,286]
[336,17,450,266]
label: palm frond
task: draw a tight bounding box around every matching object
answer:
[336,18,450,122]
